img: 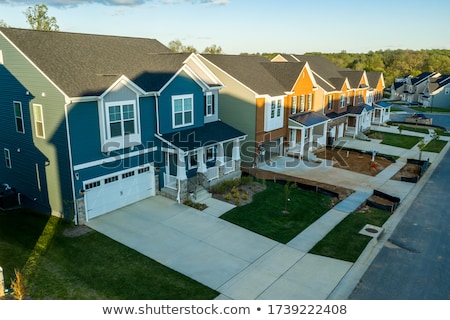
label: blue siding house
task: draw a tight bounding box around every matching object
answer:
[0,28,245,224]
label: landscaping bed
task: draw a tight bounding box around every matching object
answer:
[314,147,393,176]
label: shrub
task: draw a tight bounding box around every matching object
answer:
[11,269,26,300]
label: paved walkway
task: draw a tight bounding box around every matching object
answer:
[87,125,450,300]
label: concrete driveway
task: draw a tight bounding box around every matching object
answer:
[87,196,353,300]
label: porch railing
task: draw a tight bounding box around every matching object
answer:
[205,166,219,181]
[224,159,234,175]
[164,173,177,190]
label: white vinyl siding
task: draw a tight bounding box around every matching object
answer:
[265,97,284,132]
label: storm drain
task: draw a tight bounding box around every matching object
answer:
[359,224,384,239]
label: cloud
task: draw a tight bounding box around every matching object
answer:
[0,0,229,7]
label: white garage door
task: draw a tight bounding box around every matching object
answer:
[84,165,155,220]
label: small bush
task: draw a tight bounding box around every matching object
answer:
[11,269,26,300]
[224,193,232,200]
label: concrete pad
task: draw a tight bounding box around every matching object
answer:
[204,224,278,262]
[218,244,306,300]
[257,254,353,300]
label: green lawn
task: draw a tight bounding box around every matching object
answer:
[310,207,391,262]
[0,209,217,300]
[409,106,450,113]
[369,131,422,149]
[423,139,448,153]
[220,182,332,244]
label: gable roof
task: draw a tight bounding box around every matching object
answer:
[366,71,384,89]
[289,112,329,127]
[199,54,286,96]
[260,61,307,91]
[0,27,179,97]
[347,104,373,115]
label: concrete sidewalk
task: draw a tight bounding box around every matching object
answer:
[87,125,450,300]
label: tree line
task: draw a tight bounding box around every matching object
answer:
[2,5,449,87]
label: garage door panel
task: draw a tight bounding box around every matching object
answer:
[84,166,155,220]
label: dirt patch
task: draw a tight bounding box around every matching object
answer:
[63,225,92,237]
[314,147,393,176]
[391,163,421,180]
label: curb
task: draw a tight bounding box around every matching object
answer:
[327,139,450,300]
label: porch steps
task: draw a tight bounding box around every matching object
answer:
[191,186,212,203]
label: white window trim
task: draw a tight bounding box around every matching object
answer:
[104,100,141,148]
[4,148,11,168]
[33,104,45,139]
[300,95,305,112]
[205,92,214,117]
[265,97,284,131]
[172,94,194,128]
[340,95,346,108]
[13,101,25,134]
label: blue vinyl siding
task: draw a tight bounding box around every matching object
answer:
[158,71,205,134]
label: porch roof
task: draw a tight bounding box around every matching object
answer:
[289,112,329,128]
[374,101,391,108]
[158,121,246,152]
[347,104,373,115]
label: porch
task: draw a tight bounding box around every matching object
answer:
[286,112,329,159]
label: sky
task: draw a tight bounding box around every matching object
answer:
[0,0,449,54]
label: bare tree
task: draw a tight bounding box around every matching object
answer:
[24,4,59,31]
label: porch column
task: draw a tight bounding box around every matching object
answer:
[197,148,207,173]
[354,117,359,138]
[322,123,327,147]
[216,142,224,166]
[300,128,305,157]
[232,139,241,161]
[176,149,187,180]
[308,128,313,149]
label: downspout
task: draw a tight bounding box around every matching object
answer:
[154,93,161,136]
[64,101,78,225]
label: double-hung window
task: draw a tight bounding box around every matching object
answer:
[189,151,198,169]
[106,101,137,138]
[291,96,297,114]
[340,95,346,108]
[173,94,193,128]
[4,148,11,168]
[307,94,312,110]
[300,95,305,112]
[33,104,45,138]
[206,146,215,162]
[205,92,214,116]
[270,101,276,118]
[327,96,333,110]
[14,101,25,133]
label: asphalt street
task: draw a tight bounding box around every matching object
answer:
[349,145,450,299]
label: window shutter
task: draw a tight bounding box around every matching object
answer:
[204,95,207,116]
[212,94,215,115]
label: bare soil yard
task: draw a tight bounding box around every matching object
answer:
[314,147,393,176]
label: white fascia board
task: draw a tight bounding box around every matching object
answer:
[99,75,145,100]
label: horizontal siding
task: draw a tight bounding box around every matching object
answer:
[0,34,72,218]
[158,71,205,134]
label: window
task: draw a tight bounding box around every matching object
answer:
[206,146,215,162]
[122,170,135,179]
[104,176,119,184]
[270,101,276,118]
[173,94,193,128]
[204,93,214,116]
[138,167,150,174]
[291,96,297,114]
[300,95,305,112]
[347,94,351,104]
[107,102,136,138]
[277,99,282,117]
[4,148,11,168]
[327,96,333,110]
[85,181,100,190]
[33,104,45,138]
[340,95,346,108]
[189,152,198,169]
[14,101,25,133]
[307,94,312,110]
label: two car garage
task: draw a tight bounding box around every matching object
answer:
[83,165,155,221]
